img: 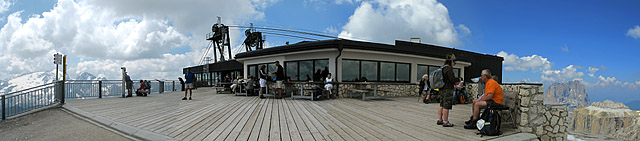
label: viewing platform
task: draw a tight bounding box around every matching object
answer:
[65,87,517,140]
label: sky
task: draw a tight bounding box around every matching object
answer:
[0,0,638,103]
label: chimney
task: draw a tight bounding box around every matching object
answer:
[410,38,421,43]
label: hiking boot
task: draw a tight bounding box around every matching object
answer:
[260,95,265,99]
[464,120,477,129]
[423,99,429,104]
[182,97,187,100]
[436,120,444,125]
[189,97,192,100]
[442,121,454,127]
[126,95,133,97]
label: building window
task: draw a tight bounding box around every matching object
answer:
[396,63,410,82]
[417,64,461,82]
[248,66,256,80]
[342,59,410,82]
[361,61,378,81]
[285,62,298,81]
[283,59,330,82]
[341,60,359,82]
[380,62,395,81]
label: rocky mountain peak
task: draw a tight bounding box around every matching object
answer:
[592,100,629,110]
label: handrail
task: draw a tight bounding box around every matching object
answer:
[1,82,55,96]
[1,79,179,120]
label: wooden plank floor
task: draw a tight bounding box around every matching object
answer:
[67,88,517,140]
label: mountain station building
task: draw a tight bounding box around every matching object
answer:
[184,39,503,87]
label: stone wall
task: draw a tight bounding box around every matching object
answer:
[336,83,419,98]
[468,83,569,141]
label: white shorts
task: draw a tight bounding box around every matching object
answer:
[275,81,284,89]
[185,83,194,89]
[259,79,266,88]
[325,84,333,90]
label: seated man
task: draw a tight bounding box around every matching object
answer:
[245,76,257,95]
[464,69,503,129]
[136,80,149,96]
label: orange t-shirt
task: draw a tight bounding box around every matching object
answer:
[484,78,503,104]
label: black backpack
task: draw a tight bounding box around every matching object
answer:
[477,108,502,136]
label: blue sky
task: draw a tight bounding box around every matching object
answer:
[0,0,638,103]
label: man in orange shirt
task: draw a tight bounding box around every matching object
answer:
[464,69,504,129]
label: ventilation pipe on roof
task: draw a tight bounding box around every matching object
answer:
[410,38,421,43]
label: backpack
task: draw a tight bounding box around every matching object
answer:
[477,108,502,136]
[144,81,151,89]
[429,65,448,89]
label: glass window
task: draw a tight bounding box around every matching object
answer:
[453,68,460,78]
[380,62,395,81]
[299,61,313,81]
[342,60,359,81]
[315,59,329,80]
[268,63,277,80]
[248,66,256,80]
[361,61,377,81]
[397,63,410,82]
[286,62,299,81]
[417,65,429,81]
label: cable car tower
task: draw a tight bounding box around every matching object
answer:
[243,23,264,52]
[207,17,232,62]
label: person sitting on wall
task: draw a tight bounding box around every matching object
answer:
[136,80,148,96]
[324,73,334,98]
[464,69,504,129]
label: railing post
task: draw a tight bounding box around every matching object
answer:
[159,81,164,93]
[173,81,175,91]
[98,81,102,98]
[2,95,5,120]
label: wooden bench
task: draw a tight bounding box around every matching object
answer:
[348,89,369,100]
[292,88,317,101]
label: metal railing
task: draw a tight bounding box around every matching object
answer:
[1,80,178,120]
[1,82,61,120]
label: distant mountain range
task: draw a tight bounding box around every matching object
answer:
[0,70,105,94]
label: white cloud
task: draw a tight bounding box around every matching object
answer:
[335,0,363,5]
[457,24,471,36]
[497,51,552,72]
[588,66,600,78]
[324,26,339,34]
[0,0,11,14]
[540,65,584,82]
[561,44,569,52]
[0,0,275,80]
[627,25,640,39]
[338,0,465,46]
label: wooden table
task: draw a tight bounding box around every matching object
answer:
[347,82,387,101]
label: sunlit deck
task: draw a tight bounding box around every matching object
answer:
[66,88,516,140]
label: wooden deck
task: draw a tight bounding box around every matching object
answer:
[66,88,516,140]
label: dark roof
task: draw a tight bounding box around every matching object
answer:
[183,60,243,73]
[234,39,503,63]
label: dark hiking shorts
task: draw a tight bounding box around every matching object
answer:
[440,89,453,109]
[486,100,501,108]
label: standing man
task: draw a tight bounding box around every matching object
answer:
[271,61,285,99]
[183,68,196,100]
[437,53,459,127]
[125,72,133,97]
[259,65,267,99]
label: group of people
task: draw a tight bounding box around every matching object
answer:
[418,53,504,128]
[253,61,335,99]
[124,73,153,97]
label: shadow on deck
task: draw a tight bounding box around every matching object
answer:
[66,87,517,140]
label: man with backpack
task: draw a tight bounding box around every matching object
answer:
[464,69,504,130]
[432,53,459,127]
